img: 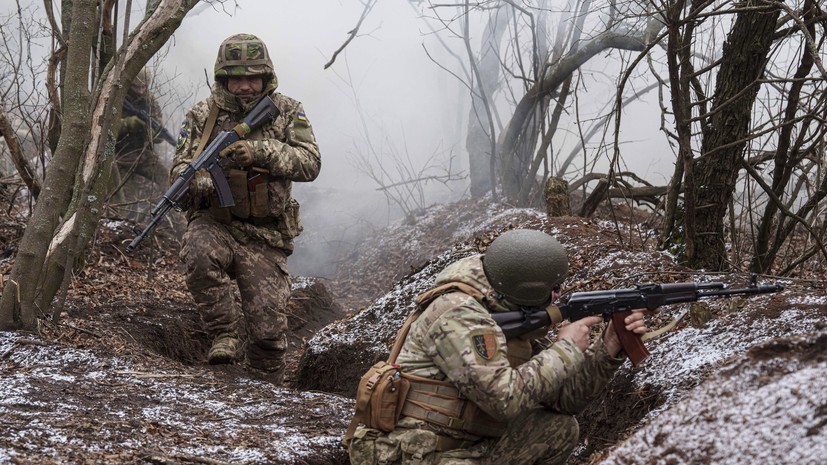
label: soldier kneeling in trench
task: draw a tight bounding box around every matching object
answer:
[345,229,651,465]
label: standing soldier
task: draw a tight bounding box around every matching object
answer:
[345,229,651,464]
[172,33,321,384]
[113,67,170,217]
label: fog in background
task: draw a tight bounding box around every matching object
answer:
[155,1,475,277]
[2,1,675,277]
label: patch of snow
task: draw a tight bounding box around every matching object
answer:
[452,207,546,240]
[636,303,823,411]
[602,330,827,465]
[0,331,352,463]
[307,247,475,355]
[291,275,316,290]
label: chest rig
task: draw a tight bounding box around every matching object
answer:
[344,282,540,449]
[195,102,279,225]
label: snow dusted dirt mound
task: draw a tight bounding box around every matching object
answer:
[1,201,825,464]
[600,328,827,465]
[572,287,826,465]
[0,331,351,464]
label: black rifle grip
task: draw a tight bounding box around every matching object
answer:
[612,310,650,366]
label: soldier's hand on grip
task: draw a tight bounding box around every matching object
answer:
[121,115,146,132]
[219,140,256,166]
[558,315,603,352]
[603,309,652,357]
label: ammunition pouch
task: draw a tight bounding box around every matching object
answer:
[347,363,506,444]
[228,168,270,220]
[400,375,507,438]
[277,198,303,239]
[352,361,411,434]
[206,169,302,238]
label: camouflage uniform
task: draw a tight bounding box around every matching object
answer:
[112,83,170,216]
[173,34,321,382]
[348,255,625,464]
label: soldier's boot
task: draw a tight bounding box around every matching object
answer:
[247,344,286,385]
[250,364,285,385]
[208,332,239,365]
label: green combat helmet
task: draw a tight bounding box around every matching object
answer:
[214,33,274,79]
[482,229,569,306]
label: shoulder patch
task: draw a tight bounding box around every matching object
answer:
[291,110,314,143]
[472,332,498,361]
[176,120,188,152]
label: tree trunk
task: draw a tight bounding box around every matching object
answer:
[0,0,199,330]
[466,6,511,197]
[498,27,657,202]
[39,0,197,317]
[0,109,41,198]
[544,176,571,216]
[0,0,96,330]
[750,0,816,273]
[688,1,781,270]
[662,0,696,257]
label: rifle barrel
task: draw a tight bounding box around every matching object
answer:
[699,284,784,297]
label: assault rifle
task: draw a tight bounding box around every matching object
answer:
[122,99,177,146]
[492,277,784,366]
[126,96,279,253]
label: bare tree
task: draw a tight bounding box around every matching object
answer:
[463,4,511,197]
[656,0,827,272]
[0,0,202,331]
[408,1,666,206]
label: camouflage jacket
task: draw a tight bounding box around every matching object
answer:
[396,255,625,422]
[172,74,321,252]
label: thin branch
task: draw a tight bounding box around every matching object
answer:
[324,0,378,70]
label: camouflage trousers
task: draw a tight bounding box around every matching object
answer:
[348,409,578,465]
[181,215,290,375]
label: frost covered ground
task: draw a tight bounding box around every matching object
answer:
[1,202,825,465]
[0,331,352,464]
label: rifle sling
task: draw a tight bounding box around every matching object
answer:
[194,102,220,158]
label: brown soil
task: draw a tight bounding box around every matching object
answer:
[1,197,825,465]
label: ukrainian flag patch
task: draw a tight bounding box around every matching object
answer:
[176,120,188,151]
[296,112,307,122]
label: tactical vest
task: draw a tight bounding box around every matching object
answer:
[344,282,541,448]
[194,101,302,237]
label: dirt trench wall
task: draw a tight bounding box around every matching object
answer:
[295,248,475,396]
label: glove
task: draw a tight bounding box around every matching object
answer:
[189,169,214,198]
[121,115,145,133]
[219,140,264,167]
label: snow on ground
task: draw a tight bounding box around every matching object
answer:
[0,331,351,464]
[635,294,826,408]
[602,328,827,465]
